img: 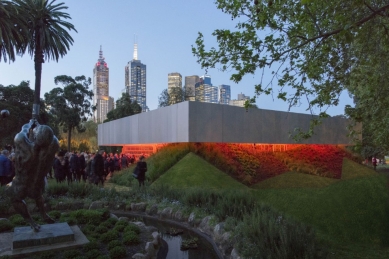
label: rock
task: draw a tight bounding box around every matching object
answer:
[132,221,146,229]
[173,210,185,221]
[125,203,132,211]
[89,201,104,210]
[130,202,147,212]
[115,202,126,210]
[110,213,119,220]
[188,212,196,226]
[231,248,242,259]
[198,215,216,236]
[159,207,173,219]
[213,222,225,242]
[118,216,129,222]
[146,226,158,233]
[56,201,69,210]
[219,232,233,255]
[152,231,161,246]
[145,241,156,258]
[132,253,146,259]
[146,204,158,215]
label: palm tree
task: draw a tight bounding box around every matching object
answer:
[0,0,26,62]
[14,0,77,119]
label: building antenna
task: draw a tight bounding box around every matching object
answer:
[133,34,138,60]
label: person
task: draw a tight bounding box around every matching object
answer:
[136,155,147,187]
[69,151,80,182]
[53,151,68,183]
[91,150,105,186]
[121,153,129,169]
[0,150,12,186]
[372,156,377,171]
[78,152,86,182]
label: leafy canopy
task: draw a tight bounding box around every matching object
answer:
[104,92,141,122]
[192,0,389,143]
[44,75,94,151]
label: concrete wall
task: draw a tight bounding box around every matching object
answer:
[98,101,360,146]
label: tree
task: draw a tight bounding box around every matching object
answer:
[158,87,192,107]
[192,0,389,142]
[104,92,141,122]
[13,0,76,119]
[44,75,94,152]
[0,81,50,147]
[58,120,98,152]
[0,0,26,62]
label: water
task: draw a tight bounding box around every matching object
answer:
[143,218,220,259]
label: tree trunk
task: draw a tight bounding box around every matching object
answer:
[67,128,72,152]
[33,30,43,120]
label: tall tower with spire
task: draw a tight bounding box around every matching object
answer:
[125,38,147,112]
[93,46,113,123]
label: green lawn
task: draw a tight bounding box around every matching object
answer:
[150,152,248,190]
[146,154,389,258]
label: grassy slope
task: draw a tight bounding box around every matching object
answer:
[151,154,389,258]
[151,152,248,190]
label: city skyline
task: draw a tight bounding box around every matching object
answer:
[0,1,353,116]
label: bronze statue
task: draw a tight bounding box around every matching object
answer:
[7,119,59,232]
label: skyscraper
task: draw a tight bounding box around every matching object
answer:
[125,42,147,112]
[184,75,199,101]
[93,46,113,123]
[219,84,231,105]
[229,93,250,107]
[168,72,182,105]
[195,75,218,103]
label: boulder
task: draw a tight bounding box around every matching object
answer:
[159,207,173,219]
[231,248,242,259]
[131,202,147,212]
[146,204,158,215]
[110,213,119,220]
[198,215,216,236]
[132,253,146,259]
[89,201,104,210]
[118,216,129,222]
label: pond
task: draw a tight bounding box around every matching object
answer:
[115,213,221,259]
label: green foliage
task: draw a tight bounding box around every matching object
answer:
[146,143,190,182]
[122,231,140,245]
[84,249,101,259]
[109,167,134,186]
[47,210,61,220]
[104,92,141,122]
[124,224,141,235]
[67,182,96,198]
[105,217,118,225]
[70,209,106,225]
[158,86,193,107]
[83,240,100,252]
[39,251,56,259]
[45,75,94,151]
[8,214,26,226]
[95,225,108,234]
[234,206,326,259]
[107,240,122,250]
[45,182,69,197]
[193,0,389,143]
[108,246,126,259]
[62,249,82,259]
[0,219,13,232]
[100,230,119,243]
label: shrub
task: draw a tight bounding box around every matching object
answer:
[48,210,61,220]
[8,214,27,226]
[234,205,327,259]
[108,246,126,259]
[123,224,140,235]
[67,182,96,198]
[107,240,122,250]
[95,225,109,234]
[83,240,100,252]
[105,217,118,225]
[122,231,140,245]
[0,219,13,232]
[70,209,105,225]
[45,182,69,197]
[113,224,125,232]
[63,249,82,259]
[39,251,56,259]
[100,221,113,229]
[115,220,128,227]
[100,230,119,243]
[85,249,101,259]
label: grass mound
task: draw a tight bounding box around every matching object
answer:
[150,152,248,190]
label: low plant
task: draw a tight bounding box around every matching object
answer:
[62,249,82,259]
[8,214,26,226]
[95,225,108,234]
[0,219,13,232]
[108,246,127,259]
[83,240,100,252]
[45,182,69,197]
[122,231,140,245]
[48,210,61,220]
[100,230,119,243]
[107,240,122,250]
[84,249,101,259]
[124,224,140,235]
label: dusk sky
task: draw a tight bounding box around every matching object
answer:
[0,0,353,116]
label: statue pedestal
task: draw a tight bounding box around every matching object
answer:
[0,223,89,258]
[13,222,74,249]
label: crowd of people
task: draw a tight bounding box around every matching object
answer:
[0,145,146,188]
